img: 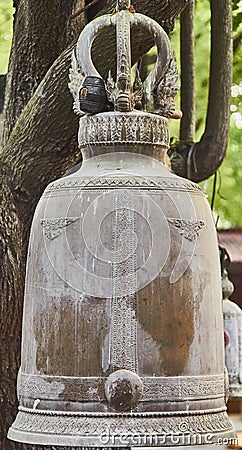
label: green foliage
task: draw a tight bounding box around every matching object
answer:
[169,0,242,228]
[202,122,242,228]
[0,0,14,74]
[168,0,211,141]
[232,1,242,94]
[169,0,211,141]
[232,0,242,31]
[202,0,242,228]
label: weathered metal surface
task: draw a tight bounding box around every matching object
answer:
[8,141,236,445]
[224,298,242,397]
[221,246,242,398]
[69,5,175,117]
[8,0,236,447]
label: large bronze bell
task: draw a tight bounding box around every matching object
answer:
[8,0,236,447]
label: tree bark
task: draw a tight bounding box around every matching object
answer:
[0,1,189,449]
[1,0,86,146]
[0,179,25,450]
[170,0,233,182]
[0,46,82,450]
[0,75,6,135]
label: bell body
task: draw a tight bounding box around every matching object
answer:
[223,298,242,397]
[8,112,235,446]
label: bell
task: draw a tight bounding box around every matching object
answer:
[8,0,236,447]
[221,246,242,398]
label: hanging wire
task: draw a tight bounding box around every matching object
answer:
[217,170,227,201]
[215,214,220,229]
[187,142,197,180]
[210,171,217,211]
[70,0,101,20]
[210,171,221,230]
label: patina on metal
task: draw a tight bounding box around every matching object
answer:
[221,246,242,398]
[8,0,236,447]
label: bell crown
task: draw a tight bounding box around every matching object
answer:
[68,0,180,119]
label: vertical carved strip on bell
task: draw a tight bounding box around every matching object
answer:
[111,190,138,372]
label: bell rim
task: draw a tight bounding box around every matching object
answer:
[8,407,237,447]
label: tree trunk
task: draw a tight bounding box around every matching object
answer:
[170,0,233,182]
[0,2,188,449]
[1,0,86,146]
[0,180,25,450]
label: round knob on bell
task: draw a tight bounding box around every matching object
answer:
[105,369,143,411]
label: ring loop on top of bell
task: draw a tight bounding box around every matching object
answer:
[8,0,236,447]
